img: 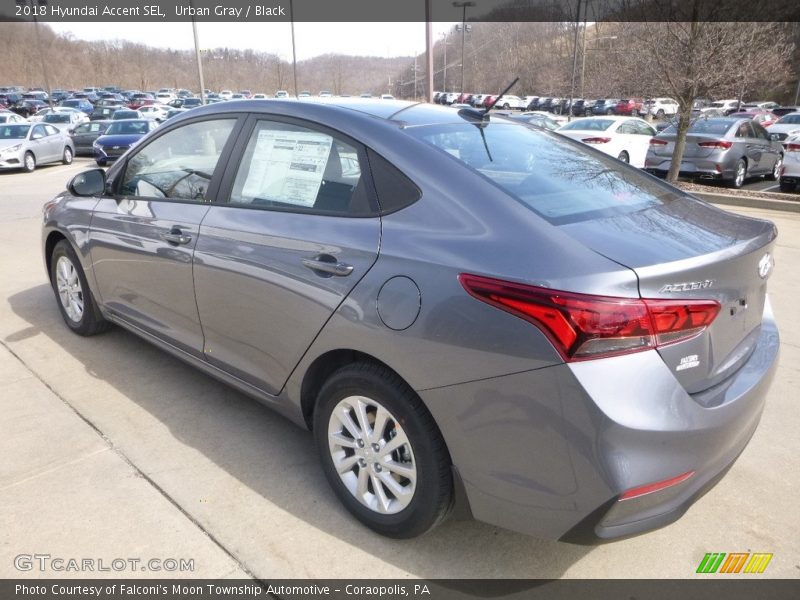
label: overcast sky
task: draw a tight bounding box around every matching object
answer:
[48,22,458,60]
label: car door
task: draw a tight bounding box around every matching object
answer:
[751,122,777,173]
[192,116,382,395]
[734,121,762,171]
[29,124,54,162]
[88,116,242,356]
[42,124,64,160]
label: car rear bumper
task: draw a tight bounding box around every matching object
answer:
[645,156,737,180]
[418,298,779,542]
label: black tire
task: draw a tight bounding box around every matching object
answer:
[96,160,106,167]
[617,151,630,164]
[606,108,613,115]
[49,240,110,336]
[656,109,665,118]
[502,103,510,109]
[62,146,73,165]
[729,158,747,189]
[23,151,35,173]
[313,362,453,538]
[766,155,782,181]
[779,180,796,193]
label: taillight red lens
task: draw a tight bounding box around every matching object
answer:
[619,471,695,501]
[459,274,721,361]
[698,140,733,149]
[784,142,800,152]
[649,138,667,146]
[582,136,611,144]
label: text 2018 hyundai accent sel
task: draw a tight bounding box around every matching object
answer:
[42,99,779,542]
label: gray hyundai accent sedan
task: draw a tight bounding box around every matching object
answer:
[42,99,779,542]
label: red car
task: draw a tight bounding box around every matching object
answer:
[614,98,645,116]
[729,110,779,128]
[483,95,498,108]
[127,95,155,110]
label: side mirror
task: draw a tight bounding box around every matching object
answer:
[68,169,107,197]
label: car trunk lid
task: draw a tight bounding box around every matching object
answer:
[560,196,776,393]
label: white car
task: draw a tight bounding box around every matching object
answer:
[0,111,28,124]
[219,90,233,100]
[138,104,170,122]
[644,98,679,118]
[701,99,741,116]
[522,110,568,127]
[492,94,527,110]
[252,93,270,99]
[779,132,800,193]
[29,107,87,123]
[380,94,395,100]
[766,112,800,141]
[274,90,289,98]
[155,92,175,103]
[557,116,658,167]
[41,111,87,132]
[319,91,333,98]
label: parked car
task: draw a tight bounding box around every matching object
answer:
[128,94,156,110]
[30,107,86,123]
[765,112,800,141]
[509,112,561,130]
[702,99,742,116]
[0,111,28,124]
[274,90,289,99]
[771,105,800,118]
[729,110,778,129]
[645,117,783,187]
[42,99,779,542]
[570,99,592,117]
[0,122,74,171]
[60,98,95,115]
[181,98,203,109]
[380,94,395,100]
[492,94,526,110]
[252,94,270,100]
[42,111,87,132]
[93,119,158,166]
[69,120,111,156]
[319,91,333,98]
[138,104,170,122]
[10,99,48,118]
[778,132,800,193]
[521,110,569,127]
[90,105,127,121]
[557,116,657,166]
[298,91,312,98]
[643,97,679,118]
[614,98,645,116]
[592,98,621,115]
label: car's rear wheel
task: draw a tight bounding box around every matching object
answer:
[617,150,630,163]
[656,109,665,118]
[96,160,106,167]
[731,158,747,188]
[23,152,36,173]
[62,146,73,165]
[314,362,452,538]
[50,240,109,336]
[767,155,782,181]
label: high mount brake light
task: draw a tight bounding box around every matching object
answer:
[459,274,720,361]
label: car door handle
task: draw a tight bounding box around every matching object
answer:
[161,228,192,245]
[301,256,354,277]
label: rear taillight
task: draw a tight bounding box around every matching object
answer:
[649,138,667,146]
[698,140,733,150]
[459,274,720,361]
[784,142,800,152]
[582,137,611,144]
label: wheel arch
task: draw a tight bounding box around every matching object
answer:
[300,349,412,431]
[44,230,68,274]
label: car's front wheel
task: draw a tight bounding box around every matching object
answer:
[314,363,452,538]
[730,158,747,188]
[23,151,36,173]
[50,240,109,336]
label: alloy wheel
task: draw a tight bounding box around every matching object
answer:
[56,256,84,322]
[735,161,746,187]
[327,395,417,515]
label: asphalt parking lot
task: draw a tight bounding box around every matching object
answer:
[1,158,798,579]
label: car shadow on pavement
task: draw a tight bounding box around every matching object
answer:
[7,283,593,580]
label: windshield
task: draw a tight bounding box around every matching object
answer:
[406,122,677,225]
[44,114,71,123]
[559,118,614,131]
[105,121,150,135]
[0,125,30,139]
[777,114,800,124]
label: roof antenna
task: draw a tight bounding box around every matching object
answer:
[484,77,520,116]
[457,77,519,123]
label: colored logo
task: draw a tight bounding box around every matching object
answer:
[696,552,773,574]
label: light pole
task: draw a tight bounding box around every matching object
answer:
[453,1,475,96]
[189,0,206,104]
[289,0,298,97]
[441,32,449,92]
[17,0,52,107]
[581,35,617,99]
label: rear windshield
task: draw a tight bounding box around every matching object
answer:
[662,119,734,135]
[105,121,150,135]
[406,122,677,225]
[559,118,614,131]
[44,114,70,123]
[777,114,800,124]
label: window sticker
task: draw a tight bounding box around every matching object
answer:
[241,128,333,207]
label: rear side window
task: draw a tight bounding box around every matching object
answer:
[367,148,421,214]
[227,120,376,216]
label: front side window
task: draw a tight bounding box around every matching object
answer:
[228,120,372,215]
[120,118,236,201]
